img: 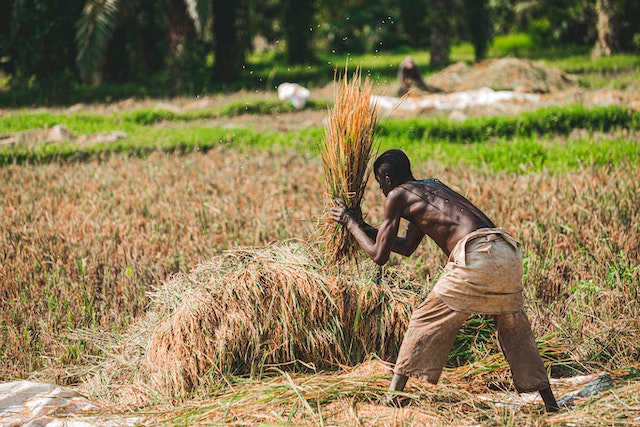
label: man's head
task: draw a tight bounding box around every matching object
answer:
[403,56,415,68]
[373,149,415,195]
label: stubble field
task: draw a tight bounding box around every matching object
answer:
[1,130,639,424]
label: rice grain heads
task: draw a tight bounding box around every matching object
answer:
[142,241,418,396]
[320,66,379,263]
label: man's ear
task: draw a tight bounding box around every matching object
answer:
[384,174,394,186]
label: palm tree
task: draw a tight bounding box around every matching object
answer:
[593,0,619,58]
[463,0,492,62]
[0,0,12,75]
[428,0,452,68]
[4,0,83,87]
[75,0,121,84]
[212,0,244,83]
[282,0,315,64]
[75,0,207,85]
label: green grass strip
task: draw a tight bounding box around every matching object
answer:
[378,105,640,143]
[1,105,638,173]
[0,99,331,131]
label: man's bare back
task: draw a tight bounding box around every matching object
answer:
[392,179,495,255]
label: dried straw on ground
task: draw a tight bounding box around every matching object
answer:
[320,67,379,262]
[90,359,638,426]
[139,241,419,396]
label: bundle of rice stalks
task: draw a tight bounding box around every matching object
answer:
[320,66,379,262]
[142,241,419,396]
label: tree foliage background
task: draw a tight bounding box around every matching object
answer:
[0,0,638,103]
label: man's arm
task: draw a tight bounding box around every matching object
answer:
[330,191,424,265]
[392,221,424,256]
[355,220,423,257]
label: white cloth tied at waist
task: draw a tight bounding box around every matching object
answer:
[432,228,525,314]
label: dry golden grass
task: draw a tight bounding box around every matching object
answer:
[80,358,640,426]
[2,145,639,425]
[0,148,324,381]
[320,66,379,262]
[2,149,639,382]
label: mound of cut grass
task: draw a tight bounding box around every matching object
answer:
[98,241,421,397]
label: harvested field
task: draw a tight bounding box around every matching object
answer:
[89,241,419,400]
[1,57,639,425]
[1,145,639,424]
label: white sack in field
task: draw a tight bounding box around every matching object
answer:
[278,82,311,110]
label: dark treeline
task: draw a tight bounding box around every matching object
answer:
[0,0,638,104]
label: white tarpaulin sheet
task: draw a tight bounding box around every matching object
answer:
[372,87,540,113]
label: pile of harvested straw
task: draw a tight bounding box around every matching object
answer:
[320,66,379,262]
[141,241,420,395]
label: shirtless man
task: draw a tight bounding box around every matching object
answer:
[397,56,442,96]
[330,149,559,412]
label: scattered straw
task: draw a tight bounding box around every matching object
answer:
[320,65,379,262]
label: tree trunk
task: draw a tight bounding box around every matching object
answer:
[398,0,429,48]
[464,0,491,63]
[0,0,13,74]
[429,0,451,68]
[163,0,197,58]
[213,0,243,83]
[282,0,315,64]
[593,0,618,58]
[162,0,198,83]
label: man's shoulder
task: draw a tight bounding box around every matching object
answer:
[385,186,417,212]
[389,184,415,198]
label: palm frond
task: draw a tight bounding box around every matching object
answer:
[75,0,120,84]
[183,0,208,37]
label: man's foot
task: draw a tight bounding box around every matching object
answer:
[389,373,408,392]
[381,373,410,407]
[539,386,559,413]
[380,392,410,408]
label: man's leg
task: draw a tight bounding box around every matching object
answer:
[385,293,469,406]
[389,373,408,392]
[494,311,559,413]
[389,374,409,391]
[383,373,409,407]
[539,386,559,412]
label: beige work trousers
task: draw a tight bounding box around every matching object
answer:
[393,292,550,393]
